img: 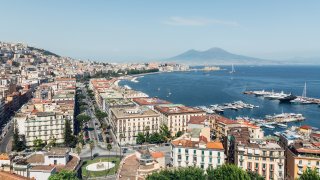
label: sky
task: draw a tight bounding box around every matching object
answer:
[1,0,320,62]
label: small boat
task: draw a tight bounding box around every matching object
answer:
[274,132,281,136]
[263,124,275,129]
[277,123,288,128]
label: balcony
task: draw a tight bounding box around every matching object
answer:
[298,171,303,175]
[239,159,244,162]
[297,164,303,168]
[278,162,283,166]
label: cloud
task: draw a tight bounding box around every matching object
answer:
[164,16,239,27]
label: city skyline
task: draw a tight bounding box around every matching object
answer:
[1,0,320,61]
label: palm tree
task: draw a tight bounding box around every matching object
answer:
[89,140,94,160]
[119,134,124,159]
[76,145,82,155]
[106,143,112,176]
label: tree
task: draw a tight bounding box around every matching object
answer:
[136,132,145,144]
[106,143,112,176]
[247,171,265,180]
[76,145,82,155]
[206,164,251,180]
[299,168,320,180]
[64,120,77,148]
[148,132,162,144]
[49,170,78,180]
[146,166,206,180]
[12,121,25,151]
[95,109,108,121]
[89,140,95,160]
[33,139,45,151]
[159,124,171,142]
[76,114,91,123]
[175,131,183,138]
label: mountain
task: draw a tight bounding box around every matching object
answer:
[166,47,276,65]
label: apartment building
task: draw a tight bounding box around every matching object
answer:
[171,136,225,169]
[154,104,206,136]
[110,106,161,145]
[23,111,73,146]
[229,127,285,180]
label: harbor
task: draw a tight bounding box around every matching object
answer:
[244,83,320,105]
[196,101,259,113]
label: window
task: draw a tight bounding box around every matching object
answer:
[210,151,212,156]
[248,156,252,160]
[262,163,266,169]
[218,158,221,164]
[255,163,259,169]
[186,156,189,161]
[54,160,57,165]
[185,149,189,154]
[299,160,302,164]
[201,164,204,169]
[201,157,204,162]
[270,164,274,170]
[270,151,273,156]
[255,157,259,160]
[178,155,181,160]
[209,157,212,163]
[178,148,181,153]
[194,150,196,154]
[202,150,204,155]
[263,151,266,156]
[218,152,220,157]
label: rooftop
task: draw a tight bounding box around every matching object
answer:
[29,165,55,172]
[111,107,160,119]
[154,104,205,115]
[46,147,69,156]
[133,97,171,106]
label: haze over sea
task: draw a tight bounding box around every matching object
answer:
[120,65,320,135]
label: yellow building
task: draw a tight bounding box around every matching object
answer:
[286,140,320,180]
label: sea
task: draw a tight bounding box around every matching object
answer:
[119,66,320,135]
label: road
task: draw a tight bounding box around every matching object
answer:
[0,124,13,153]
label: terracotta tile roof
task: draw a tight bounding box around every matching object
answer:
[199,135,208,143]
[189,116,207,124]
[300,125,312,130]
[27,154,44,164]
[0,171,27,180]
[0,153,9,160]
[133,97,171,106]
[29,165,55,172]
[216,116,238,125]
[171,139,197,148]
[206,142,224,150]
[151,152,164,159]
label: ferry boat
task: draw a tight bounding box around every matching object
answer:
[264,91,288,100]
[253,90,271,97]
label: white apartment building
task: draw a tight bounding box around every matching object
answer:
[154,104,206,136]
[23,111,73,146]
[171,138,225,170]
[110,107,161,145]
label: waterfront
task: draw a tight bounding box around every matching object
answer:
[120,66,320,135]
